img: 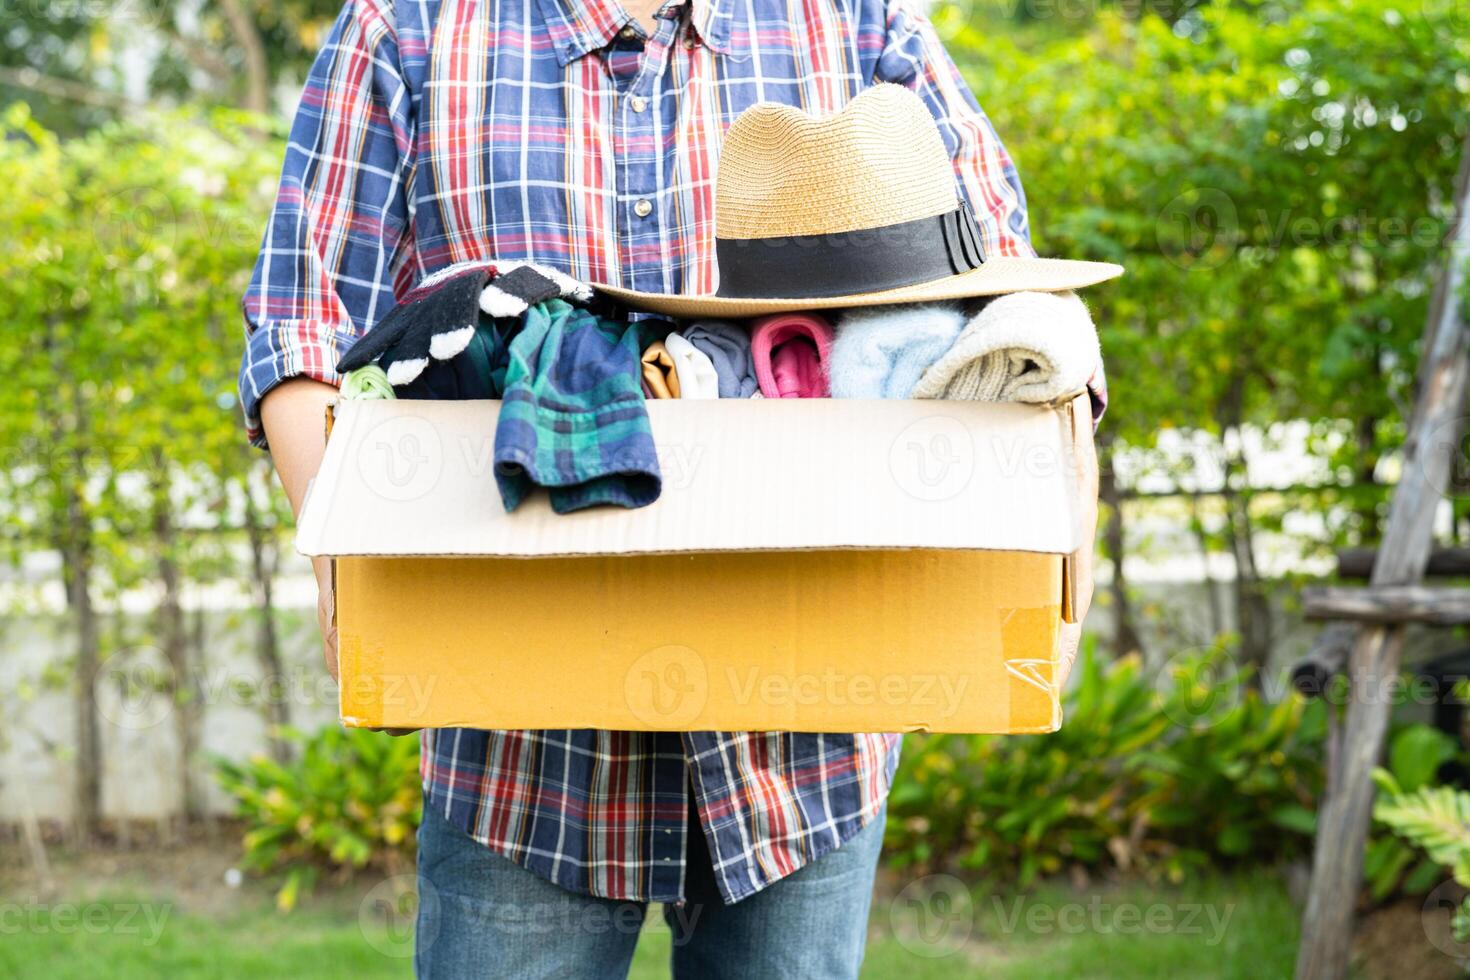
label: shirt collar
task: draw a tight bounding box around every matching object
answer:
[689,0,733,54]
[535,0,733,65]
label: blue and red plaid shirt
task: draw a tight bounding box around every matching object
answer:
[242,0,1037,904]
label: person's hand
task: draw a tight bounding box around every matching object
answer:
[314,557,339,682]
[1057,396,1099,689]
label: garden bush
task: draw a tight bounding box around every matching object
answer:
[213,726,421,909]
[217,651,1468,907]
[885,644,1327,885]
[1374,768,1470,939]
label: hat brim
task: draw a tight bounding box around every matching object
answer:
[594,256,1123,319]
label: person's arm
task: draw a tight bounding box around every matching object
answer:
[239,0,416,674]
[873,2,1099,683]
[261,378,339,673]
[263,380,414,736]
[238,0,416,447]
[1060,395,1099,684]
[262,378,337,518]
[872,0,1033,259]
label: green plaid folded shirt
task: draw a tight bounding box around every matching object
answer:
[494,298,663,513]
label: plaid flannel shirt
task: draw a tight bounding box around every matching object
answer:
[242,0,1040,903]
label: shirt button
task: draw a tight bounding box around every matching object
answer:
[630,95,648,113]
[634,199,653,218]
[619,25,638,39]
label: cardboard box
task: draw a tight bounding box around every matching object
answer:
[296,396,1092,733]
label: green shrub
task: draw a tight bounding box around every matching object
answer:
[1132,653,1326,878]
[213,726,421,910]
[1364,725,1466,901]
[1373,771,1470,942]
[215,657,1462,906]
[885,644,1326,885]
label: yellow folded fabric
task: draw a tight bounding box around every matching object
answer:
[641,340,681,399]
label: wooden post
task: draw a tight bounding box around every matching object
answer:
[1295,134,1470,979]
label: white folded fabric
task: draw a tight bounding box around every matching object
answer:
[912,291,1100,403]
[664,332,721,399]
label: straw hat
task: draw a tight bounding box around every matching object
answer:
[595,85,1122,318]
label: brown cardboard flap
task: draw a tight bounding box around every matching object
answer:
[297,398,1086,559]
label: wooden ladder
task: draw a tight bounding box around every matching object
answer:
[1294,134,1470,979]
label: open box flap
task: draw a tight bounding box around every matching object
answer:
[296,397,1087,558]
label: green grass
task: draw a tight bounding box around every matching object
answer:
[864,871,1302,980]
[0,898,413,980]
[0,872,1298,979]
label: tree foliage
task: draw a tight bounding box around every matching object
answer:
[961,0,1468,458]
[0,101,287,831]
[946,0,1470,663]
[0,0,343,125]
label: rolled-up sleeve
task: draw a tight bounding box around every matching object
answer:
[873,0,1033,259]
[239,0,416,448]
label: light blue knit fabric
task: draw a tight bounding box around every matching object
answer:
[828,303,967,399]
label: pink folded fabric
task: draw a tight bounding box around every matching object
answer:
[750,313,835,398]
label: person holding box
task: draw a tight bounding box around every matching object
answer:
[240,1,1101,975]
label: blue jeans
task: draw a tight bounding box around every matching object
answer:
[414,801,885,979]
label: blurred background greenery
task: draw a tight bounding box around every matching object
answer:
[3,0,1470,976]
